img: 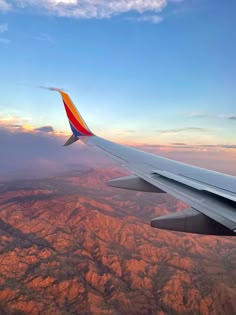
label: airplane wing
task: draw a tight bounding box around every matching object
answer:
[54,88,236,236]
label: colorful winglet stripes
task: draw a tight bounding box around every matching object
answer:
[56,89,94,137]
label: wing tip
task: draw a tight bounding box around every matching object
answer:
[39,86,67,93]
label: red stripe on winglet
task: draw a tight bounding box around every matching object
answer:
[63,101,93,136]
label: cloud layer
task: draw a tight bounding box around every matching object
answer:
[0,123,108,180]
[0,119,236,181]
[0,0,177,19]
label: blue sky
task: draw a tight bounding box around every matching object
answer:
[0,0,235,145]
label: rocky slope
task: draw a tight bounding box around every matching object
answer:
[0,167,235,315]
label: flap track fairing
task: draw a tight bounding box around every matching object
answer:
[107,175,165,193]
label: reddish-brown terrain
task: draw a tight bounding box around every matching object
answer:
[0,167,235,315]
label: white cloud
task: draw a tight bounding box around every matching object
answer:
[0,0,11,11]
[0,23,8,33]
[3,0,180,18]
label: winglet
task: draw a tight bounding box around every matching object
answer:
[52,88,94,139]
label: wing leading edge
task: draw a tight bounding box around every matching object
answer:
[55,89,236,236]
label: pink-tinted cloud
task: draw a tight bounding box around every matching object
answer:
[0,123,107,180]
